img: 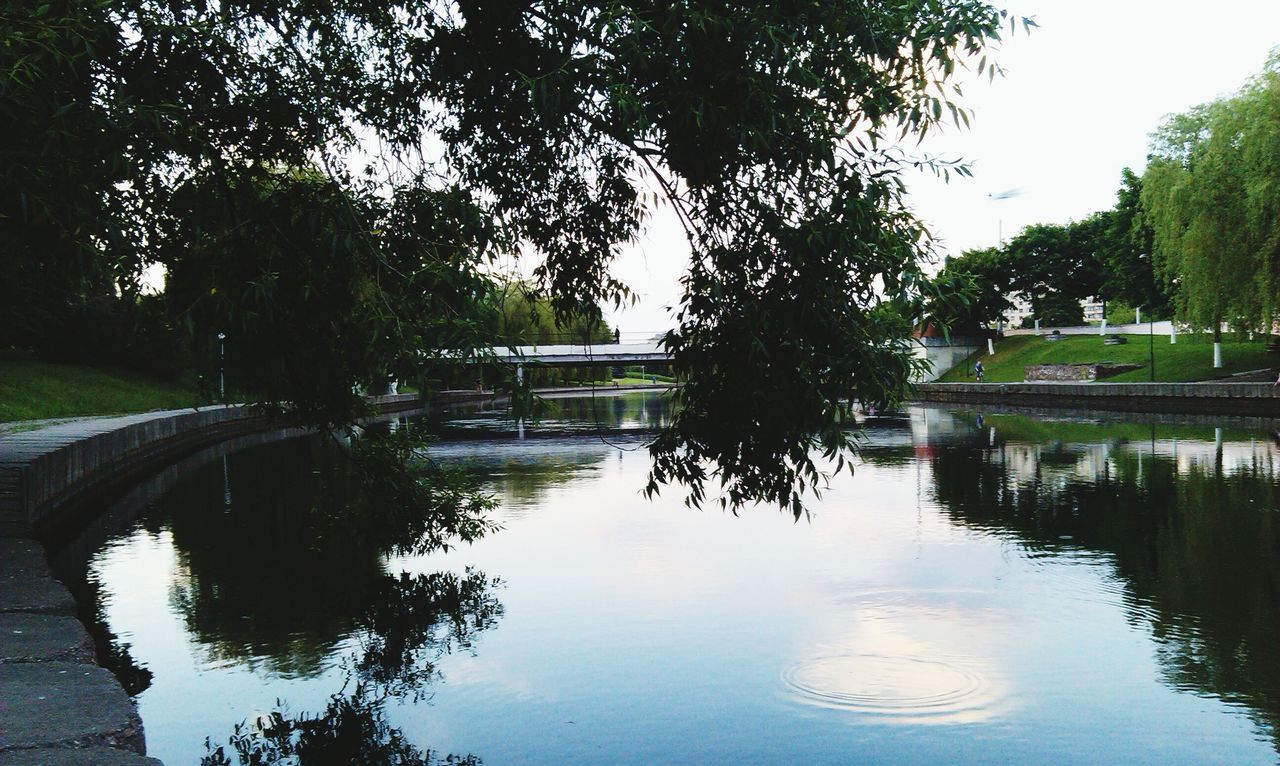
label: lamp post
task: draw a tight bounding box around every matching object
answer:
[217,332,226,402]
[986,187,1023,247]
[1148,311,1155,382]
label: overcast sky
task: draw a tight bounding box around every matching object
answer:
[605,0,1280,337]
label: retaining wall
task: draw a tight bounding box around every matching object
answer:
[0,393,430,763]
[914,382,1280,416]
[0,395,425,538]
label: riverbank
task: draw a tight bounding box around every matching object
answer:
[915,381,1280,416]
[0,356,199,423]
[935,334,1274,384]
[0,393,439,763]
[0,383,679,762]
[0,355,671,424]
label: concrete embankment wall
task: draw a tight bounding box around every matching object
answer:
[914,382,1280,416]
[0,392,455,763]
[0,394,429,538]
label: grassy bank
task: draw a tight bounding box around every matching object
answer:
[611,376,675,386]
[0,355,200,423]
[936,334,1275,383]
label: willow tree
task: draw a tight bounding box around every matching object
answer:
[1238,55,1280,327]
[4,1,1019,512]
[1143,53,1280,366]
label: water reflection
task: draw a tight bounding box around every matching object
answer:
[784,651,994,722]
[163,437,398,676]
[74,429,506,763]
[354,568,503,700]
[914,408,1280,749]
[433,390,673,438]
[201,687,482,766]
[199,566,500,765]
[427,437,641,518]
[74,396,1280,763]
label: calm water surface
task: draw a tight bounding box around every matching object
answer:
[75,393,1280,763]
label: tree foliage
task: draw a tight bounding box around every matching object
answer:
[1000,219,1107,326]
[1143,52,1280,336]
[930,247,1015,330]
[484,281,613,346]
[162,170,498,420]
[1099,168,1170,315]
[938,167,1178,331]
[3,0,1020,511]
[941,217,1110,329]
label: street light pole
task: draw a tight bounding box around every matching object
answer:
[217,332,226,401]
[987,188,1024,247]
[1148,312,1154,382]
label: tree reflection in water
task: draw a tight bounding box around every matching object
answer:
[200,567,500,766]
[201,687,480,766]
[354,569,503,701]
[131,402,1280,760]
[917,413,1280,750]
[141,431,504,764]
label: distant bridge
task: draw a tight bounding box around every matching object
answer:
[485,342,671,367]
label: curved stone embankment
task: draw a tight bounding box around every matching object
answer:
[914,382,1280,416]
[0,393,434,764]
[0,539,157,763]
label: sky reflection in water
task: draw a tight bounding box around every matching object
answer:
[78,393,1280,764]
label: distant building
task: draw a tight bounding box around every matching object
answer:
[1003,295,1035,329]
[911,323,997,382]
[1000,296,1105,329]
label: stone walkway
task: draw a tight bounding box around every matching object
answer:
[0,407,234,537]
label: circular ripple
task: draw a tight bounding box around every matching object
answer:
[783,653,993,722]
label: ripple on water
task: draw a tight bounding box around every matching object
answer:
[782,653,999,724]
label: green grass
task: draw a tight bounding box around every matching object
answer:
[936,333,1276,383]
[0,356,200,423]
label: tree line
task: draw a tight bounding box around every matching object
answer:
[2,0,1020,512]
[934,51,1280,342]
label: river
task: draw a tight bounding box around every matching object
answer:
[68,392,1280,764]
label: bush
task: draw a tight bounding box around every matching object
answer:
[37,295,190,380]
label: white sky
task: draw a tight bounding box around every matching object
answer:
[605,0,1280,337]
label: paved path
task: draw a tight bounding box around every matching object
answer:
[0,406,247,538]
[0,406,231,459]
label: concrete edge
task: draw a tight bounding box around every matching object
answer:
[912,382,1280,416]
[0,393,428,765]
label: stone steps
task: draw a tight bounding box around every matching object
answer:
[0,540,155,763]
